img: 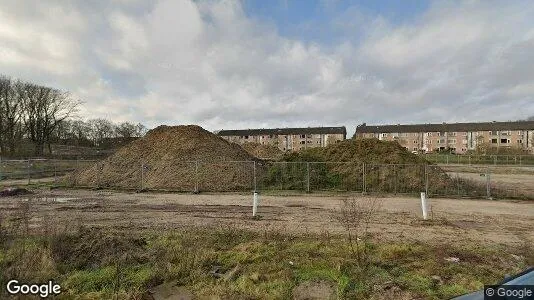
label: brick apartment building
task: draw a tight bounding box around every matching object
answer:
[217,127,347,152]
[354,121,534,154]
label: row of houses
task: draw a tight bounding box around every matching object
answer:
[217,121,534,154]
[217,127,347,152]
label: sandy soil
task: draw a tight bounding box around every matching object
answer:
[1,189,533,249]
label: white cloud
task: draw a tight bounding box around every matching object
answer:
[0,0,533,135]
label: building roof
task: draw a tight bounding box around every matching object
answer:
[217,126,347,137]
[355,121,534,134]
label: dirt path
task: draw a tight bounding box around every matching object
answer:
[1,189,533,248]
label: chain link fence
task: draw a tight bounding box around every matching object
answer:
[422,154,534,165]
[0,158,98,186]
[1,159,533,200]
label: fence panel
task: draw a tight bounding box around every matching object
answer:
[2,158,534,200]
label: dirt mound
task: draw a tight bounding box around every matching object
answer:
[284,138,426,164]
[68,125,258,191]
[264,138,452,193]
[241,142,283,160]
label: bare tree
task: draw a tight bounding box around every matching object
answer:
[114,122,138,138]
[0,77,24,155]
[87,118,115,146]
[135,123,148,136]
[21,83,80,155]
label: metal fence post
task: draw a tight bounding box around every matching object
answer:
[74,157,79,187]
[425,165,430,196]
[27,159,31,185]
[97,163,103,189]
[140,163,144,190]
[53,159,57,184]
[306,162,310,193]
[362,163,366,194]
[253,161,257,192]
[394,164,398,194]
[486,167,491,200]
[446,155,449,165]
[468,155,471,166]
[194,160,199,193]
[456,172,460,197]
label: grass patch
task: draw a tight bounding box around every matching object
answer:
[0,227,528,299]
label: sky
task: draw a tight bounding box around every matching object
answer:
[1,0,533,136]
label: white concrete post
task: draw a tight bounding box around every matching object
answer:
[252,191,259,217]
[420,192,428,220]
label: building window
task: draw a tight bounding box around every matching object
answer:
[244,136,249,139]
[491,139,498,144]
[462,139,468,144]
[490,131,498,136]
[300,141,305,144]
[449,132,457,136]
[413,147,418,151]
[449,139,456,144]
[501,139,509,144]
[518,139,523,144]
[517,131,522,135]
[502,131,511,136]
[413,140,418,144]
[300,134,306,138]
[426,132,432,136]
[381,133,387,137]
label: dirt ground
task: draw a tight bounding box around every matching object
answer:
[1,188,533,249]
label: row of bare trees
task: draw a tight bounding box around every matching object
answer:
[52,118,147,148]
[0,75,79,156]
[0,74,147,157]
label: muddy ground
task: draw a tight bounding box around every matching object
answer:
[1,188,532,249]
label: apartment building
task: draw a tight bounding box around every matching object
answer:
[217,127,346,152]
[354,121,534,154]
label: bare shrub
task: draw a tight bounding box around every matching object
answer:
[333,197,382,270]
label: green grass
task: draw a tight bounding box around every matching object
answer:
[0,227,530,299]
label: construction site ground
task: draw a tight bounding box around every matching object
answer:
[2,188,533,248]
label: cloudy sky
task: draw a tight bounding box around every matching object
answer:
[1,0,533,135]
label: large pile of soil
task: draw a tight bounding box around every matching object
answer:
[261,138,452,193]
[68,125,258,191]
[241,142,283,161]
[283,138,427,164]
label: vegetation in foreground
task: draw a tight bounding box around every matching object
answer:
[0,224,531,299]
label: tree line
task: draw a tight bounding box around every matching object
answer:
[52,118,147,148]
[0,74,147,157]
